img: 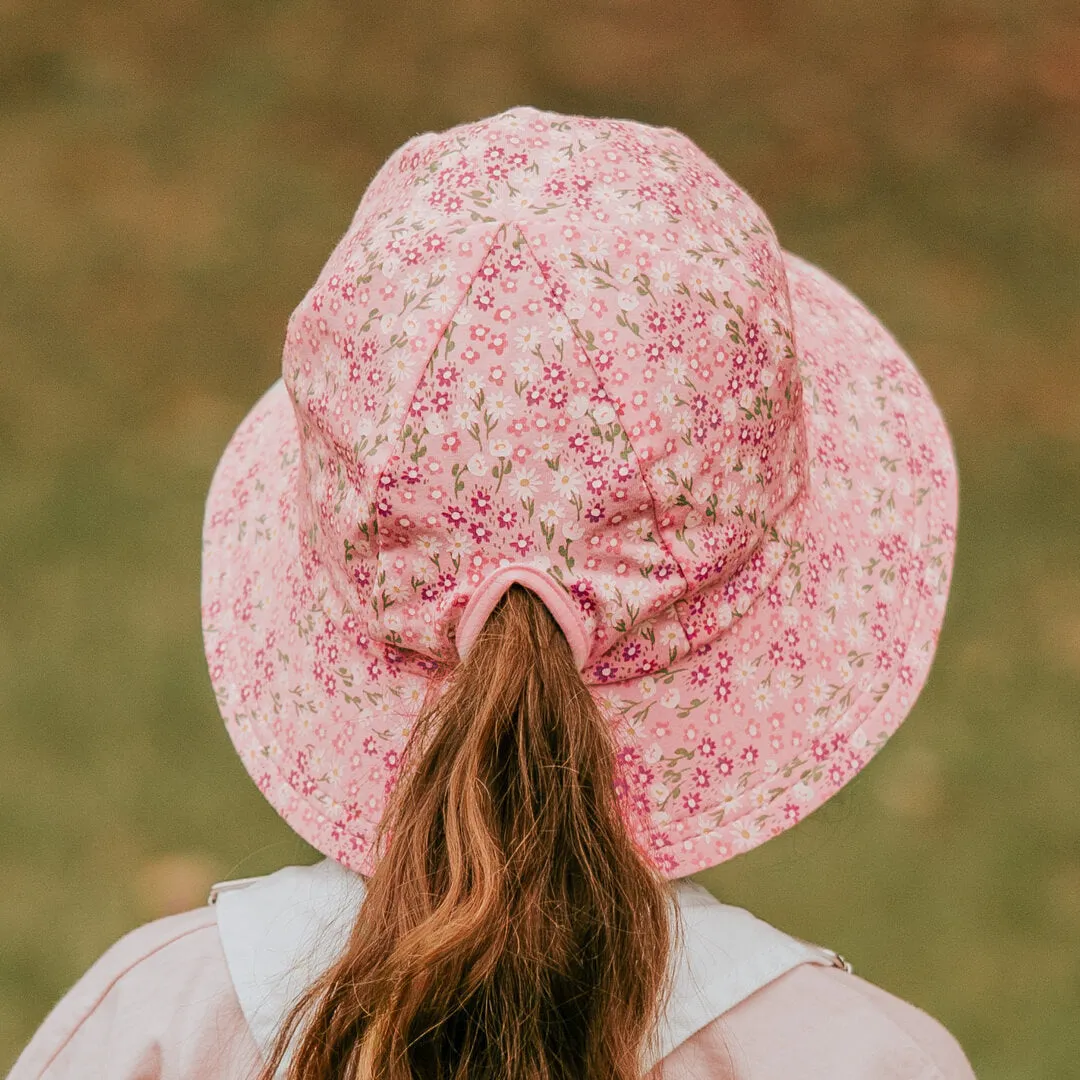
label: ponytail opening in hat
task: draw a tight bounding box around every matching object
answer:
[258,584,674,1080]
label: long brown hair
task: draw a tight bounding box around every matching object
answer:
[260,584,673,1080]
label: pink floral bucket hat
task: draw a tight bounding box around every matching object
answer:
[202,107,958,878]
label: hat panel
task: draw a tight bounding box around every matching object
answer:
[279,194,498,625]
[516,195,807,650]
[493,115,808,634]
[365,224,695,676]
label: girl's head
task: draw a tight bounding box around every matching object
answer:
[203,106,957,1076]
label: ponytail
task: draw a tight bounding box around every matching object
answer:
[260,584,673,1079]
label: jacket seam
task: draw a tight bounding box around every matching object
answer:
[822,972,954,1080]
[31,915,219,1078]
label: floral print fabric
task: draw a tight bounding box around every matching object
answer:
[202,107,958,877]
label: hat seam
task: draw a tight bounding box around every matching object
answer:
[577,486,811,690]
[512,223,694,662]
[365,223,508,653]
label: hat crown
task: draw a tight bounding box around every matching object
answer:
[283,108,807,682]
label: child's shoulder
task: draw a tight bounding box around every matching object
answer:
[660,962,977,1080]
[8,907,257,1079]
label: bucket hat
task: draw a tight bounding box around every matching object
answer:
[202,107,958,878]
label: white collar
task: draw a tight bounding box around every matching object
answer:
[212,859,841,1073]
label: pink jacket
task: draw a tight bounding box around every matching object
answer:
[8,864,977,1080]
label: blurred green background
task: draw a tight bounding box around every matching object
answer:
[1,0,1078,1075]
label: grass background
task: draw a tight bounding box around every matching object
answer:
[1,0,1078,1074]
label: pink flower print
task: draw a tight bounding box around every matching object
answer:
[442,505,468,529]
[593,658,619,682]
[697,736,717,758]
[433,571,455,593]
[645,310,667,334]
[714,679,732,703]
[489,331,508,355]
[469,521,494,544]
[716,755,734,777]
[643,342,664,367]
[470,489,494,514]
[442,432,462,453]
[688,664,711,688]
[509,533,533,556]
[548,386,568,409]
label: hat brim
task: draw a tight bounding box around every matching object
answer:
[201,251,957,878]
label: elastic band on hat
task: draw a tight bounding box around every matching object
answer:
[454,564,591,671]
